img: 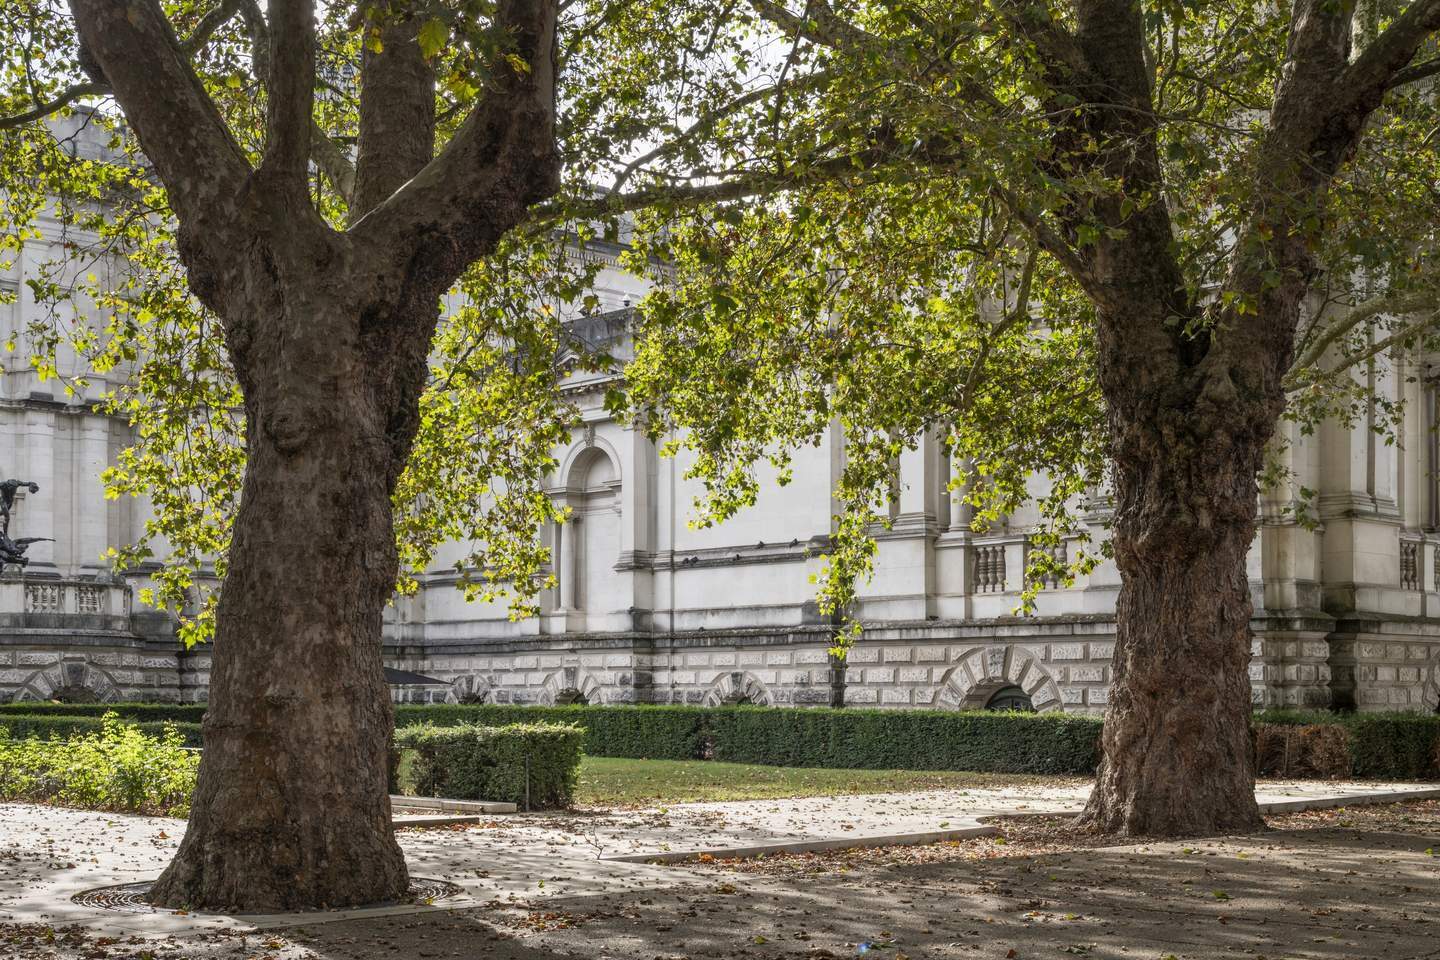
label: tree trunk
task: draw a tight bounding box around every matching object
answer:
[149,286,415,910]
[1080,397,1267,836]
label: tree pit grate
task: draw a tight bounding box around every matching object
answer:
[71,877,463,915]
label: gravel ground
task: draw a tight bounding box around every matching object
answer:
[5,800,1438,960]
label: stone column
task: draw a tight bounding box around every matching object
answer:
[557,518,577,610]
[75,413,110,573]
[18,405,57,569]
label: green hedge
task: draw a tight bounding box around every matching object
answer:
[0,702,206,722]
[392,722,583,809]
[1254,710,1440,780]
[395,704,707,760]
[5,701,1436,780]
[0,712,203,747]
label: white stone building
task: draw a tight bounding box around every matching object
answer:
[3,134,1440,713]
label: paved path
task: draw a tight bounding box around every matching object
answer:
[2,780,1437,936]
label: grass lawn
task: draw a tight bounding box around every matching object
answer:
[573,755,1071,807]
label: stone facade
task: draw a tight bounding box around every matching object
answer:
[5,160,1440,714]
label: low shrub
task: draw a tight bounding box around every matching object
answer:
[0,713,199,816]
[1253,723,1353,779]
[392,722,583,809]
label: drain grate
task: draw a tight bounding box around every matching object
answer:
[71,877,463,915]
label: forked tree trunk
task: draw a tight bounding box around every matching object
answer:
[149,290,416,910]
[1080,398,1268,836]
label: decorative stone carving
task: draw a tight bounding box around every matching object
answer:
[701,671,773,706]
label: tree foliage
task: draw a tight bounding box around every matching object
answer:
[3,0,1440,654]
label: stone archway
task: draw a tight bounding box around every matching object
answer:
[444,674,495,705]
[540,667,602,706]
[701,671,774,707]
[16,660,120,704]
[933,645,1061,712]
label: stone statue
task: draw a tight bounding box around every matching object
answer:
[0,479,50,574]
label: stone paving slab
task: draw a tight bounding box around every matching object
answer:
[3,779,1436,936]
[390,795,518,815]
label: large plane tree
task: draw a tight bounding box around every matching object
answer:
[0,0,781,911]
[611,0,1440,836]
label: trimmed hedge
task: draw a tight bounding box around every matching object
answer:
[704,707,1103,774]
[392,722,583,809]
[4,701,1437,780]
[0,702,206,722]
[0,712,203,747]
[396,704,707,760]
[1253,710,1440,781]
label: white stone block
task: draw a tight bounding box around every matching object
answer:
[915,646,947,662]
[795,649,829,664]
[1068,666,1104,683]
[1060,686,1084,704]
[897,667,930,684]
[711,652,737,666]
[883,647,913,663]
[864,668,895,684]
[512,655,539,670]
[1086,687,1109,705]
[881,688,911,704]
[848,688,879,704]
[1050,644,1085,660]
[847,647,880,663]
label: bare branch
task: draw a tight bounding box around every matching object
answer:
[0,80,107,130]
[609,70,833,194]
[310,119,356,202]
[1289,308,1440,389]
[1288,290,1440,378]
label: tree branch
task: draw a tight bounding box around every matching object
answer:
[1344,0,1440,97]
[0,0,240,130]
[608,70,833,194]
[349,0,562,286]
[1288,308,1440,389]
[65,0,251,246]
[1290,290,1437,373]
[258,0,317,188]
[1390,54,1440,87]
[350,16,436,221]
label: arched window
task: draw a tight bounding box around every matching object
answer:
[985,685,1035,712]
[554,688,589,706]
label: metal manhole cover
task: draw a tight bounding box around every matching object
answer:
[71,877,463,915]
